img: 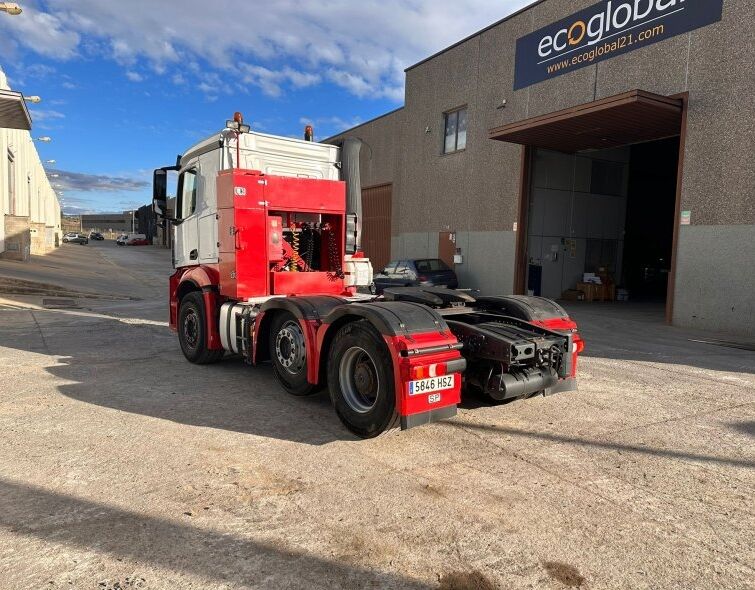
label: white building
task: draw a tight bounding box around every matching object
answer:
[0,67,61,260]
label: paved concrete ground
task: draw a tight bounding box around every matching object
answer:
[0,241,753,590]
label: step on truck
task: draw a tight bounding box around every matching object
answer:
[152,113,584,438]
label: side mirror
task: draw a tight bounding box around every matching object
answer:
[153,169,168,218]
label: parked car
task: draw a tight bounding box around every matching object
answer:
[88,231,104,240]
[117,233,149,246]
[62,233,89,245]
[371,258,458,294]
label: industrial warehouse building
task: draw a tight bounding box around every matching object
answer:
[0,68,61,260]
[330,0,754,337]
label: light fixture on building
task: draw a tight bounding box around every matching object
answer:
[35,136,52,143]
[49,173,60,178]
[44,160,56,165]
[24,95,42,103]
[0,3,22,15]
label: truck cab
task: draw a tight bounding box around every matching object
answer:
[152,114,582,439]
[166,127,344,270]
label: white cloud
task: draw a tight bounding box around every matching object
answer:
[0,6,79,59]
[30,109,66,122]
[240,64,321,97]
[26,64,57,78]
[125,71,143,82]
[1,0,531,102]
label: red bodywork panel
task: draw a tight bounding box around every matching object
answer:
[216,169,349,300]
[169,265,223,351]
[383,333,463,417]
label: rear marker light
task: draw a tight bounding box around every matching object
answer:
[411,363,447,380]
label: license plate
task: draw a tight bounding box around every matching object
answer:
[408,375,455,396]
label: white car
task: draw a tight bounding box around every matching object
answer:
[117,233,148,246]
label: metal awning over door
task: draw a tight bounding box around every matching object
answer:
[0,89,32,131]
[489,90,683,153]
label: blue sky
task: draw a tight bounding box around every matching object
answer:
[0,0,528,214]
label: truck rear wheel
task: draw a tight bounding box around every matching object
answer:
[269,312,316,396]
[327,320,399,438]
[178,292,224,364]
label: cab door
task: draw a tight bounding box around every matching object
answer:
[173,164,199,268]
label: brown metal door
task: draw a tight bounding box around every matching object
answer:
[361,183,392,271]
[438,232,456,269]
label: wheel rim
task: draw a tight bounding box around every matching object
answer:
[183,309,199,349]
[339,346,379,414]
[275,320,306,375]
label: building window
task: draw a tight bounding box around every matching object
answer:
[7,149,16,214]
[443,107,468,154]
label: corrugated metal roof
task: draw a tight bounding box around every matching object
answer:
[489,90,683,153]
[0,89,32,131]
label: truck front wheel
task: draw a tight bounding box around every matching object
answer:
[327,320,399,438]
[178,292,223,364]
[269,312,317,396]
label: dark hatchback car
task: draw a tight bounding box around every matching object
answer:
[89,232,104,240]
[371,259,458,295]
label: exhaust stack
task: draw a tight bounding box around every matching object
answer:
[340,137,363,252]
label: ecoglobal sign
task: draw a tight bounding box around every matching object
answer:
[514,0,724,90]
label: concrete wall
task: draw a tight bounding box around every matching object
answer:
[331,0,755,334]
[2,214,30,261]
[81,213,134,235]
[0,68,61,258]
[674,225,755,337]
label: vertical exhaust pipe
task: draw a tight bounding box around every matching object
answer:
[340,137,362,252]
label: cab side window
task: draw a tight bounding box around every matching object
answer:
[177,169,198,220]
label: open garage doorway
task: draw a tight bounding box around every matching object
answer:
[490,90,686,324]
[523,138,679,310]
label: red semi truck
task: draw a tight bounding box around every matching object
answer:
[152,113,583,438]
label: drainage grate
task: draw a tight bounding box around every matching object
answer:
[42,298,79,309]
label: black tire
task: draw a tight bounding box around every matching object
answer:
[327,320,399,438]
[178,292,224,364]
[269,312,317,396]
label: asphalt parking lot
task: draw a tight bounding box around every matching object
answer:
[0,241,753,590]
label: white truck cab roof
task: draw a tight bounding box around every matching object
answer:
[180,129,340,182]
